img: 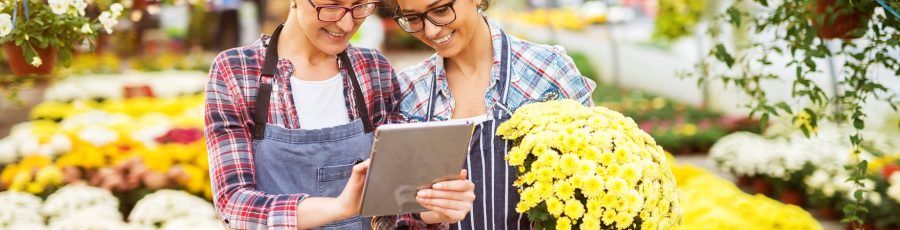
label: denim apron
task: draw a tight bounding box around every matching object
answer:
[251,24,373,230]
[422,29,533,230]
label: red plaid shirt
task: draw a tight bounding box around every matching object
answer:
[206,35,439,229]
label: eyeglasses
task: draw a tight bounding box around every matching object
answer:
[393,0,457,33]
[306,0,379,22]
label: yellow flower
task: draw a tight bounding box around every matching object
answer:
[581,215,601,230]
[601,209,617,225]
[615,212,635,229]
[555,181,576,200]
[547,197,565,217]
[622,164,642,182]
[576,159,596,176]
[536,168,554,182]
[556,216,572,230]
[607,177,627,194]
[25,182,46,194]
[35,166,63,185]
[586,198,602,214]
[582,175,604,197]
[600,153,616,165]
[564,198,585,220]
[521,187,540,207]
[1,165,19,185]
[506,147,528,166]
[9,171,32,191]
[534,181,553,198]
[614,147,630,163]
[560,154,579,176]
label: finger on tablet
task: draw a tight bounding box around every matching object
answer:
[433,179,475,192]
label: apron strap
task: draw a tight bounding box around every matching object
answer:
[492,27,514,117]
[252,24,374,139]
[425,70,439,121]
[338,51,375,133]
[252,24,284,140]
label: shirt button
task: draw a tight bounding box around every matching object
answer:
[224,219,230,224]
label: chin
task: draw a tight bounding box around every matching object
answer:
[434,42,464,58]
[317,41,350,55]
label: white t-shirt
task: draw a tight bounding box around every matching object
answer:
[290,74,351,130]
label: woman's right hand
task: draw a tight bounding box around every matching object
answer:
[416,170,476,224]
[334,159,370,219]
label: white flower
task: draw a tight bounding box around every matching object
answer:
[0,13,12,37]
[49,0,71,15]
[42,185,120,222]
[0,138,17,164]
[31,57,42,67]
[110,3,125,18]
[79,23,92,34]
[48,133,72,156]
[888,172,900,203]
[129,190,218,227]
[98,12,118,34]
[0,191,44,227]
[77,126,119,147]
[71,0,88,16]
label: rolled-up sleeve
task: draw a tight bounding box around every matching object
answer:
[205,52,309,230]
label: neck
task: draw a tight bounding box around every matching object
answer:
[445,19,493,79]
[277,10,335,66]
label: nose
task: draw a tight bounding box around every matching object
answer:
[335,11,355,33]
[423,19,442,39]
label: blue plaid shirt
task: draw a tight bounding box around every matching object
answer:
[396,19,597,122]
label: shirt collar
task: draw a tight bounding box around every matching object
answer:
[433,17,513,98]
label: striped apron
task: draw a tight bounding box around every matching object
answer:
[423,29,533,230]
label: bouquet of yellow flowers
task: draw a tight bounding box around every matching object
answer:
[497,100,683,230]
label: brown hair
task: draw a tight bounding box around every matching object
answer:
[383,0,490,15]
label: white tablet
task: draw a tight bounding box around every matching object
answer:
[359,120,477,217]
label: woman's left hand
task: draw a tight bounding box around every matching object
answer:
[416,170,476,224]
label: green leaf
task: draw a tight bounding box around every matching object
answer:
[715,44,735,68]
[775,102,793,114]
[760,113,769,131]
[727,8,742,27]
[854,119,865,129]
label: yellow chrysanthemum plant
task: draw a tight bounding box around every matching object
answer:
[497,100,683,230]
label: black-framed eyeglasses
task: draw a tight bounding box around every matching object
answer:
[393,0,457,33]
[306,0,379,22]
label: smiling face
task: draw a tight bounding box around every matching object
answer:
[293,0,374,55]
[393,0,485,58]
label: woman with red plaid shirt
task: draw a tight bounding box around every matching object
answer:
[204,0,475,229]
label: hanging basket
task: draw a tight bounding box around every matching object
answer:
[3,43,58,76]
[808,0,874,39]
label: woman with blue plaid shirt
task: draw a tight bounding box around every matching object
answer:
[204,0,475,229]
[374,0,597,229]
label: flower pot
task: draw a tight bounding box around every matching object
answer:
[779,189,806,207]
[878,225,900,230]
[847,221,876,230]
[809,0,874,39]
[3,43,58,76]
[816,206,841,220]
[736,175,753,187]
[123,84,155,98]
[751,177,772,195]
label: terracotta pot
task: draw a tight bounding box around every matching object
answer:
[809,0,873,39]
[847,221,877,230]
[123,85,155,98]
[779,189,806,207]
[751,177,772,195]
[816,206,841,220]
[3,43,58,76]
[736,175,753,187]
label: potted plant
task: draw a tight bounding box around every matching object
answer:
[0,0,124,76]
[808,0,876,39]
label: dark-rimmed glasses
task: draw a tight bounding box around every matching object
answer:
[307,0,379,22]
[393,0,457,33]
